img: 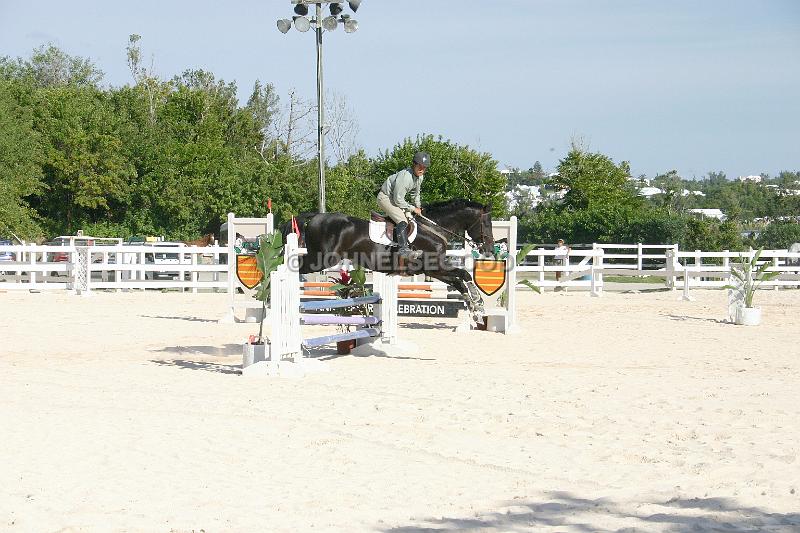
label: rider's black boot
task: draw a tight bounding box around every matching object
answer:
[394,221,416,258]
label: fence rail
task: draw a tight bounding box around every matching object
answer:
[1,242,798,294]
[0,244,228,292]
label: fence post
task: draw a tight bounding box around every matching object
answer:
[665,249,674,290]
[227,212,236,321]
[191,250,198,294]
[75,246,91,296]
[772,255,780,290]
[114,250,121,292]
[29,247,37,288]
[695,249,702,284]
[682,265,693,301]
[591,249,603,297]
[537,247,545,286]
[637,242,643,273]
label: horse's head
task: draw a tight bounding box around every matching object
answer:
[422,199,496,256]
[466,204,495,256]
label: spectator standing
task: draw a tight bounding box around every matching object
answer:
[554,238,570,289]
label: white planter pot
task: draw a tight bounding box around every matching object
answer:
[243,342,267,368]
[735,306,761,326]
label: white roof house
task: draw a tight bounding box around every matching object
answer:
[681,189,706,197]
[688,208,726,221]
[738,175,762,183]
[638,186,663,198]
[505,185,541,210]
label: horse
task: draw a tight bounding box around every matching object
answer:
[182,233,215,247]
[281,199,496,322]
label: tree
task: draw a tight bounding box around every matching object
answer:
[246,79,280,161]
[126,34,161,123]
[0,81,44,238]
[371,134,507,215]
[325,90,360,164]
[33,86,135,234]
[652,170,688,214]
[550,145,640,212]
[0,44,103,88]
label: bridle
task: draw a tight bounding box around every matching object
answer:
[418,209,492,251]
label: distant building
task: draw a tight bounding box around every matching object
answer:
[688,208,726,221]
[638,186,663,198]
[681,189,705,197]
[738,175,762,183]
[505,185,541,210]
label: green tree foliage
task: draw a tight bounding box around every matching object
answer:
[0,44,103,88]
[31,86,135,234]
[371,134,507,215]
[550,147,640,212]
[757,222,800,249]
[0,81,44,238]
[2,43,793,251]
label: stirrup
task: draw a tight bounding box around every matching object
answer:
[398,247,422,260]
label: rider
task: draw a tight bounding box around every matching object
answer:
[376,151,430,258]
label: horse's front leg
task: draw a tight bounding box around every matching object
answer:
[426,260,485,323]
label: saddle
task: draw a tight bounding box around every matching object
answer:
[370,212,416,237]
[368,212,418,245]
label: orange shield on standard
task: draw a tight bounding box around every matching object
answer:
[473,259,507,296]
[236,255,262,289]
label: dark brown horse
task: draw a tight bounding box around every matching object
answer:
[282,199,496,321]
[182,233,215,247]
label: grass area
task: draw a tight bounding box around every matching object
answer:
[604,275,665,284]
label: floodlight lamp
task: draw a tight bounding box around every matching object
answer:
[348,0,361,12]
[293,3,308,16]
[277,19,292,33]
[344,19,358,33]
[329,3,343,16]
[294,16,311,32]
[322,16,338,31]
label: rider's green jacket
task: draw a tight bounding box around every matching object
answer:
[379,168,422,210]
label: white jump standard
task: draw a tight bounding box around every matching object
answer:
[242,233,399,377]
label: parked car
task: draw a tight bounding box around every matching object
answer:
[0,239,15,262]
[143,242,191,280]
[0,239,16,275]
[46,238,71,263]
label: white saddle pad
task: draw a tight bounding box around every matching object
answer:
[368,219,418,245]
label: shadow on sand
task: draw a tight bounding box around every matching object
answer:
[149,343,242,374]
[140,314,218,323]
[149,358,241,375]
[666,314,729,324]
[382,492,800,532]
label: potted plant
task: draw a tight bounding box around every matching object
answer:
[725,248,779,326]
[243,231,284,367]
[328,265,371,354]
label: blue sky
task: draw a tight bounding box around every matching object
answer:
[1,0,798,179]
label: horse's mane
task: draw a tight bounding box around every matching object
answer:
[422,199,488,217]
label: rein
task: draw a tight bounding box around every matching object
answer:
[418,210,489,248]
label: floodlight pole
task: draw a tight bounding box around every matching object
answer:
[315,2,326,213]
[283,0,361,212]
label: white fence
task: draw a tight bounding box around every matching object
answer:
[515,245,800,292]
[0,243,229,292]
[1,241,798,294]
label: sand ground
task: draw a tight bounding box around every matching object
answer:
[1,288,799,532]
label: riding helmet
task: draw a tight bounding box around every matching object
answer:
[413,151,431,167]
